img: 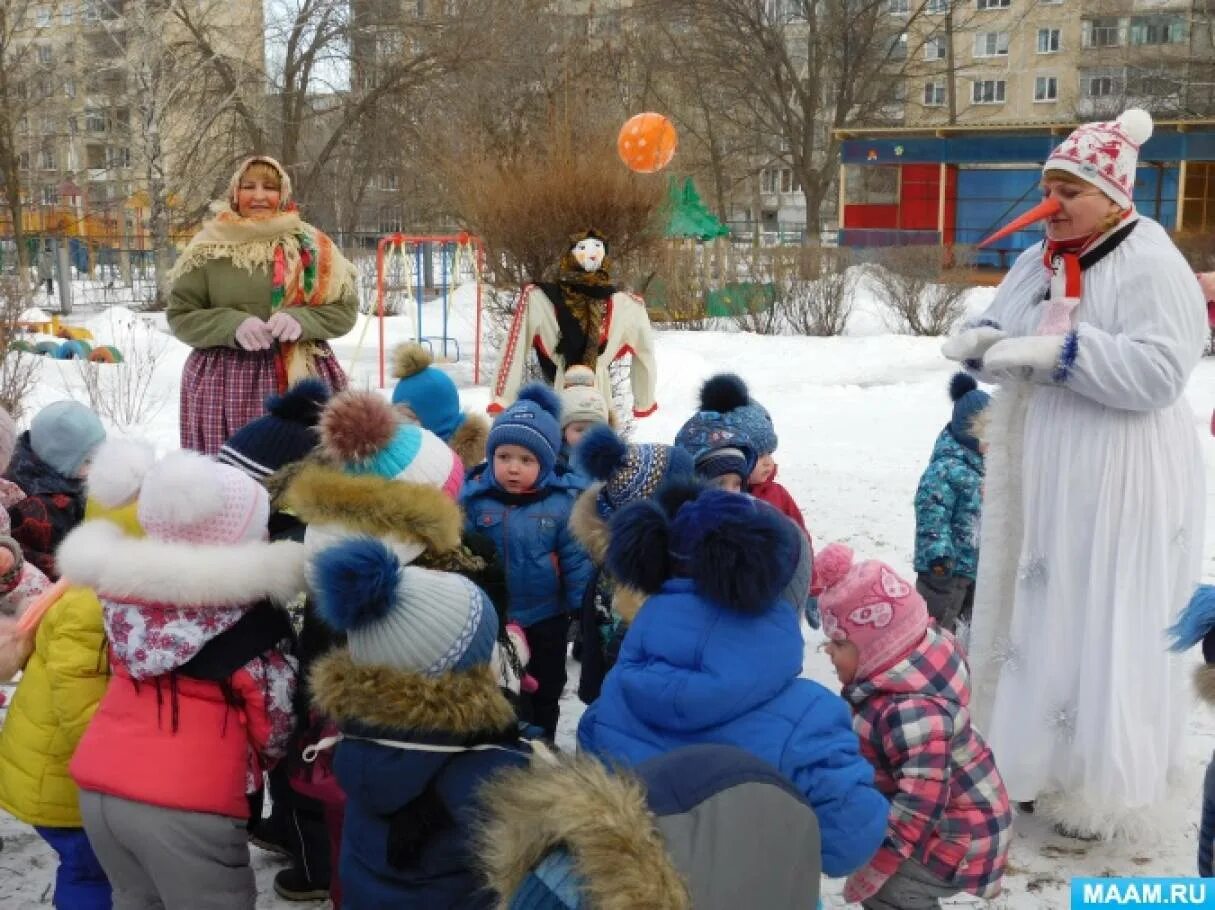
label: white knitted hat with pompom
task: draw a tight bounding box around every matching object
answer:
[137,450,269,546]
[1044,108,1153,209]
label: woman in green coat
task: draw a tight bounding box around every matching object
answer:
[168,156,359,454]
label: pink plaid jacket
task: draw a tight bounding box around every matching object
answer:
[844,627,1012,898]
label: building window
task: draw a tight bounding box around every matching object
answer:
[972,79,1006,104]
[83,1,100,22]
[889,32,908,60]
[35,6,52,27]
[18,153,29,171]
[924,81,946,106]
[974,31,1009,57]
[765,0,800,20]
[1085,74,1120,97]
[108,147,131,168]
[1037,28,1060,53]
[976,0,1010,9]
[37,45,53,65]
[64,80,75,98]
[888,0,909,13]
[925,36,946,60]
[926,0,949,11]
[381,173,400,191]
[85,109,107,132]
[1129,17,1186,46]
[1034,76,1058,101]
[1084,18,1122,48]
[379,208,404,234]
[39,149,56,170]
[62,3,74,24]
[42,185,59,206]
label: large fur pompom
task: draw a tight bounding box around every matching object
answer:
[607,500,671,594]
[320,390,398,463]
[392,342,433,380]
[699,373,749,413]
[310,537,401,632]
[516,383,562,420]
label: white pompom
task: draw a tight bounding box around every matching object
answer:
[88,438,157,508]
[138,450,224,527]
[1119,108,1153,145]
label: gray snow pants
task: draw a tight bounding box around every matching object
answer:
[862,858,960,910]
[78,790,256,910]
[916,572,975,633]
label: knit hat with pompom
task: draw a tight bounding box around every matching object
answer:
[391,342,464,442]
[218,378,331,481]
[816,543,929,681]
[320,389,463,500]
[487,383,563,483]
[576,424,694,518]
[1044,108,1153,210]
[310,536,497,675]
[137,450,269,546]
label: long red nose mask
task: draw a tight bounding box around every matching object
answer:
[978,197,1062,248]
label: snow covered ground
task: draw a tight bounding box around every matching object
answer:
[2,279,1214,907]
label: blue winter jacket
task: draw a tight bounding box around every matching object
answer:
[577,578,889,877]
[913,427,984,580]
[313,651,530,909]
[461,464,592,628]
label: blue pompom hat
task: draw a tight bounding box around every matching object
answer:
[391,342,464,442]
[948,373,991,453]
[218,378,330,480]
[575,424,695,518]
[310,536,498,675]
[487,383,563,483]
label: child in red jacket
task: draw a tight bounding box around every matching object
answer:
[817,543,1011,910]
[67,451,303,910]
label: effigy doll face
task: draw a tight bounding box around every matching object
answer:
[571,238,606,272]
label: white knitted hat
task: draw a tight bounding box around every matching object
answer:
[1044,108,1153,209]
[137,451,269,546]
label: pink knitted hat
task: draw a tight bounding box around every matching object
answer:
[1044,108,1153,210]
[137,450,269,546]
[816,543,929,681]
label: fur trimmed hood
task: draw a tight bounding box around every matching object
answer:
[1196,664,1215,706]
[570,484,611,565]
[477,755,691,910]
[449,412,489,472]
[569,484,646,622]
[310,649,515,734]
[56,519,305,607]
[284,463,462,555]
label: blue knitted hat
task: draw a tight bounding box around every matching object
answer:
[576,424,695,518]
[30,400,105,478]
[218,379,330,481]
[391,343,464,442]
[699,373,777,455]
[487,384,563,483]
[948,373,990,453]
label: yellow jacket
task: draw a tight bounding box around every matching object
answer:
[0,502,137,828]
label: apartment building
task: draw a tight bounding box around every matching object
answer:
[897,0,1215,127]
[8,0,263,243]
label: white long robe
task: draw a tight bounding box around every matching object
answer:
[967,215,1206,837]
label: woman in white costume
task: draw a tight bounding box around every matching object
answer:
[945,108,1206,839]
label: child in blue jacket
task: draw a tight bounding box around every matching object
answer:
[462,383,592,740]
[913,373,990,632]
[577,486,889,878]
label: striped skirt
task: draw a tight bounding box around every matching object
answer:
[180,343,347,456]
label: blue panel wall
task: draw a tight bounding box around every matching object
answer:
[954,168,1042,267]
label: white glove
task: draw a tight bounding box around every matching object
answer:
[266,311,303,342]
[234,316,273,351]
[982,335,1066,377]
[942,325,1006,362]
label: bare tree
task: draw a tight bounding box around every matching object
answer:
[642,0,918,241]
[0,1,36,289]
[173,0,519,212]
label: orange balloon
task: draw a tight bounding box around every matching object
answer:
[617,113,678,174]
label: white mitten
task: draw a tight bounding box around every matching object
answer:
[942,325,1006,362]
[982,335,1066,377]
